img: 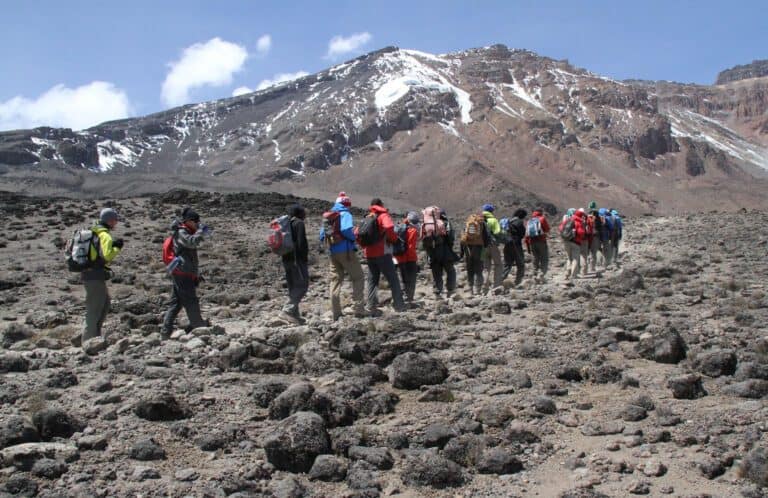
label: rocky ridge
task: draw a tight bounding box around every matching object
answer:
[1,190,768,496]
[0,46,767,214]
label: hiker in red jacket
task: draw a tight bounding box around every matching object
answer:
[561,208,587,280]
[359,198,406,313]
[395,211,421,306]
[524,208,550,282]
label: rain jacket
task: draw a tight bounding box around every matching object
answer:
[82,223,121,281]
[360,205,397,259]
[482,211,501,243]
[171,219,205,277]
[320,202,357,254]
[395,223,419,264]
[571,210,587,245]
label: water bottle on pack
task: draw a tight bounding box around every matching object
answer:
[166,255,183,275]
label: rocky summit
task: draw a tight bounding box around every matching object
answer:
[0,45,767,215]
[1,190,768,496]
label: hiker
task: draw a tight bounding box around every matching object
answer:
[502,208,527,286]
[460,211,487,295]
[395,211,421,306]
[162,207,212,336]
[597,207,614,268]
[610,209,623,266]
[524,208,550,281]
[424,208,457,298]
[320,193,366,321]
[81,208,123,344]
[358,198,406,313]
[481,204,503,291]
[279,204,309,324]
[560,208,587,280]
[586,205,603,272]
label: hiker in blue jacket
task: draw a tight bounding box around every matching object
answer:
[597,207,614,268]
[609,209,623,267]
[320,193,366,320]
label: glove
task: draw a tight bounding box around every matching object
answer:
[113,238,124,249]
[200,225,212,237]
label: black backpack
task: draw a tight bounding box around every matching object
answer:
[392,224,408,256]
[358,214,381,247]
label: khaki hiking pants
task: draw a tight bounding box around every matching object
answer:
[531,240,549,276]
[564,241,582,280]
[483,244,503,289]
[600,239,613,268]
[588,239,599,272]
[83,279,110,342]
[330,251,365,319]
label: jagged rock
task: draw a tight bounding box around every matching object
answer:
[636,329,687,364]
[269,382,315,420]
[0,442,79,470]
[723,379,768,399]
[262,411,331,473]
[348,446,394,470]
[476,447,523,474]
[695,349,737,377]
[0,416,40,448]
[0,352,29,373]
[443,434,487,467]
[129,438,166,460]
[82,337,108,355]
[580,420,624,436]
[698,457,726,479]
[45,370,78,389]
[621,404,648,421]
[388,352,448,389]
[354,390,399,415]
[421,423,459,449]
[32,408,84,440]
[133,393,190,421]
[534,396,557,414]
[401,451,466,488]
[1,323,33,348]
[269,476,306,498]
[251,377,290,408]
[740,447,768,487]
[309,455,348,482]
[3,475,38,496]
[667,374,707,399]
[31,458,69,479]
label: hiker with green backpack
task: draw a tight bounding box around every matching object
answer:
[320,193,366,320]
[68,207,123,346]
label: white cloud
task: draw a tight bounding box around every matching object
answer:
[0,81,131,131]
[256,71,309,91]
[325,32,372,59]
[256,34,272,56]
[232,86,253,97]
[161,37,248,107]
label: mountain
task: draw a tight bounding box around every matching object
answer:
[1,45,767,214]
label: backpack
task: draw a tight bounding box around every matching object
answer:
[267,215,294,256]
[65,229,98,272]
[392,223,408,256]
[461,214,486,246]
[496,218,511,244]
[421,206,446,250]
[584,215,595,237]
[357,213,381,247]
[322,210,344,245]
[559,218,575,241]
[526,217,543,238]
[162,236,175,265]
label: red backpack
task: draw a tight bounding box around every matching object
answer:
[162,236,175,265]
[322,211,343,245]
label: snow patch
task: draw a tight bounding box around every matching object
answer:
[272,139,281,162]
[97,140,137,172]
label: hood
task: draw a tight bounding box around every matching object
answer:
[332,202,350,212]
[573,210,585,219]
[370,205,389,215]
[171,219,196,233]
[598,208,608,216]
[532,210,543,216]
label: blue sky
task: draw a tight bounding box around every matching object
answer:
[1,0,765,131]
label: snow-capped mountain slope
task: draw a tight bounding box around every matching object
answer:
[1,45,766,213]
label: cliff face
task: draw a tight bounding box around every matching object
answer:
[716,60,768,85]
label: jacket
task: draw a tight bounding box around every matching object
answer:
[321,202,357,254]
[82,223,121,281]
[611,215,623,241]
[597,208,613,241]
[361,205,396,259]
[508,218,525,244]
[171,219,205,277]
[526,211,550,244]
[427,219,457,263]
[571,211,587,245]
[482,211,501,243]
[395,223,419,264]
[283,217,308,264]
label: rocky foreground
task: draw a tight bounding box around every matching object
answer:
[1,190,767,497]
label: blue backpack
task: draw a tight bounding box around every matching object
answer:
[496,217,511,244]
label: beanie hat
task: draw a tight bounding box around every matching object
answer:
[577,208,586,213]
[335,195,351,207]
[181,207,200,222]
[482,203,495,212]
[406,211,420,224]
[566,208,576,217]
[99,208,119,224]
[588,201,597,210]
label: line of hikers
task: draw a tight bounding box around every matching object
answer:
[66,196,623,344]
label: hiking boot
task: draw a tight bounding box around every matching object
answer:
[278,311,301,325]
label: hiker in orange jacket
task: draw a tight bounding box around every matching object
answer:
[395,211,421,306]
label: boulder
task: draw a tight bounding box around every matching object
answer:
[31,458,69,479]
[476,447,523,474]
[0,352,29,373]
[723,379,768,399]
[269,382,315,420]
[695,349,737,377]
[0,442,79,470]
[309,455,348,482]
[401,451,466,488]
[348,446,394,470]
[262,411,331,473]
[388,352,448,389]
[0,416,40,448]
[636,329,687,364]
[667,374,707,399]
[32,408,84,440]
[130,438,166,461]
[251,377,290,408]
[133,393,190,421]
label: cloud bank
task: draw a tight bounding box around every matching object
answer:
[0,81,131,131]
[325,32,372,59]
[256,34,272,56]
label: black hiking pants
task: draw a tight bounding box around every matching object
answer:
[503,240,525,285]
[163,275,206,334]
